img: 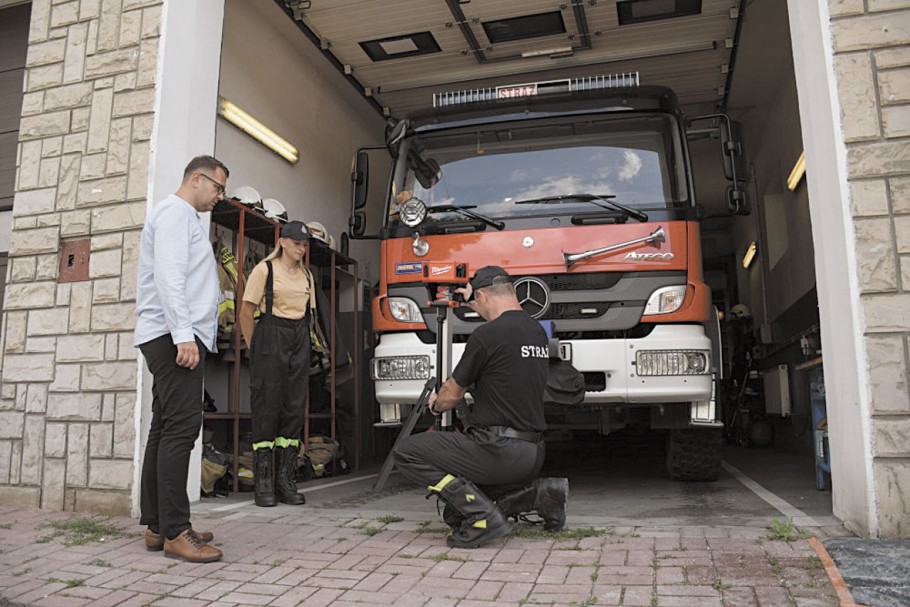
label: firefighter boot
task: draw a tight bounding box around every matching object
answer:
[253,447,277,507]
[496,478,569,532]
[275,445,305,505]
[429,475,511,549]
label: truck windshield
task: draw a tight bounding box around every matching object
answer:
[389,112,688,228]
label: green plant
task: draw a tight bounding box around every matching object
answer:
[804,556,823,570]
[768,555,781,575]
[430,552,465,563]
[712,580,731,591]
[508,524,610,541]
[38,518,130,547]
[767,518,809,542]
[11,568,30,577]
[590,572,599,582]
[0,523,11,529]
[360,527,382,536]
[376,515,404,524]
[88,559,111,567]
[414,522,451,534]
[569,597,597,607]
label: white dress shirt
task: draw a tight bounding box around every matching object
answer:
[134,194,219,352]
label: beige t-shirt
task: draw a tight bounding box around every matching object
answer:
[242,259,314,320]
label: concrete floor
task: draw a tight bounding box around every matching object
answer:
[196,437,843,535]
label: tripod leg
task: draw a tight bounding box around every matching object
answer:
[373,377,437,492]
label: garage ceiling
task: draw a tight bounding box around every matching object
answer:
[275,0,744,118]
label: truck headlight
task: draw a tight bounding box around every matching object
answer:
[388,297,423,323]
[643,286,686,315]
[636,350,709,376]
[371,355,431,380]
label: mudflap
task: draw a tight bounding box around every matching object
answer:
[665,427,723,481]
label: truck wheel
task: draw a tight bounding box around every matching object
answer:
[665,428,723,481]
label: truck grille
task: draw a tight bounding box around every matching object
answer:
[539,272,623,291]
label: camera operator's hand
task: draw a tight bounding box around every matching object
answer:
[428,391,441,415]
[455,284,474,308]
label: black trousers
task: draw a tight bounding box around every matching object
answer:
[249,315,310,447]
[393,427,545,498]
[138,334,206,540]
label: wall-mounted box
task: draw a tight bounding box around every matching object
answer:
[763,364,791,417]
[58,239,90,283]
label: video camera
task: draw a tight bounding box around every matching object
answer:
[422,261,469,307]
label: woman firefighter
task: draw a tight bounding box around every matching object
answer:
[239,220,316,507]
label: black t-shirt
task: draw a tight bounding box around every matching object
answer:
[452,310,548,432]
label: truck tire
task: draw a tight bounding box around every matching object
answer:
[665,428,723,481]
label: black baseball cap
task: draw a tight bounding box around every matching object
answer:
[280,220,311,241]
[470,266,512,291]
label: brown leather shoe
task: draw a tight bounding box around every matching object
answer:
[145,528,214,551]
[163,530,222,563]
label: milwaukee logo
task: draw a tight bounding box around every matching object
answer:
[431,265,453,275]
[624,252,675,261]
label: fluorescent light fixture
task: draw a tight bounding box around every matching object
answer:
[787,150,806,191]
[521,46,573,58]
[217,97,298,164]
[742,241,757,269]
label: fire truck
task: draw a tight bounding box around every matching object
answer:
[349,74,747,481]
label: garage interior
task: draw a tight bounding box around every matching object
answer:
[199,0,831,520]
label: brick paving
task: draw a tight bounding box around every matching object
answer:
[0,506,843,606]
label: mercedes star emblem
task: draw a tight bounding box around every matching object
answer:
[513,276,550,319]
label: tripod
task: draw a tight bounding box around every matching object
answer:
[373,288,459,492]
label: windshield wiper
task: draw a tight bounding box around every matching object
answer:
[427,204,505,231]
[514,193,648,223]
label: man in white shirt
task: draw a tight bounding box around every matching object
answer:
[135,155,228,563]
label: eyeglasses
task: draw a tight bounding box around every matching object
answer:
[198,173,226,196]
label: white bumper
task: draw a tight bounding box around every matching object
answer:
[372,324,713,406]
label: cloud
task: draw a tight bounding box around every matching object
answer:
[618,151,642,182]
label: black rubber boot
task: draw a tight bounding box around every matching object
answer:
[275,446,305,505]
[496,477,569,531]
[430,475,511,549]
[253,448,277,507]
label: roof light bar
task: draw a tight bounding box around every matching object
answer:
[433,72,640,108]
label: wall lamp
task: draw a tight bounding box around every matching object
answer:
[786,150,806,191]
[217,97,299,164]
[742,241,757,269]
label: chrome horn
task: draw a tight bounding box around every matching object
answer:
[563,226,665,268]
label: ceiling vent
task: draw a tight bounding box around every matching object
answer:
[359,32,441,62]
[482,11,566,44]
[617,0,702,25]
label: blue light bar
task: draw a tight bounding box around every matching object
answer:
[433,72,640,108]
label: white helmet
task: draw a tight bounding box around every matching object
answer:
[231,185,261,207]
[731,303,752,318]
[262,198,288,223]
[306,221,328,243]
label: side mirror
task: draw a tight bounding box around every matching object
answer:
[349,211,366,237]
[726,186,750,215]
[414,156,441,189]
[720,120,747,183]
[351,150,369,210]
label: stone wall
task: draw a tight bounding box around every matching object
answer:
[829,0,910,537]
[0,0,163,515]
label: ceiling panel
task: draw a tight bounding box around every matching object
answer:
[276,0,741,116]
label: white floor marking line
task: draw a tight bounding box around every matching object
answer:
[209,473,382,512]
[721,460,821,526]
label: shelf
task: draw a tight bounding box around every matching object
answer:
[212,199,279,246]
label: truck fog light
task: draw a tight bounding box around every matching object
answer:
[371,355,431,380]
[643,286,686,315]
[636,350,710,376]
[388,297,423,323]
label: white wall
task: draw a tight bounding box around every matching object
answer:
[140,0,227,513]
[216,0,385,283]
[787,0,873,536]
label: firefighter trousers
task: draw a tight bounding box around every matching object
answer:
[249,315,310,446]
[393,426,545,497]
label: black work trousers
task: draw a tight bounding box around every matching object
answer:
[138,334,206,540]
[249,315,310,446]
[393,427,545,498]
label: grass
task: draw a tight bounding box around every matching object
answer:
[712,580,731,591]
[507,523,611,541]
[430,552,465,563]
[570,597,597,607]
[376,515,404,524]
[804,556,824,570]
[768,555,782,575]
[415,521,451,534]
[48,578,85,588]
[38,518,131,547]
[0,523,11,529]
[359,527,382,537]
[767,518,810,542]
[88,559,111,568]
[590,571,599,582]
